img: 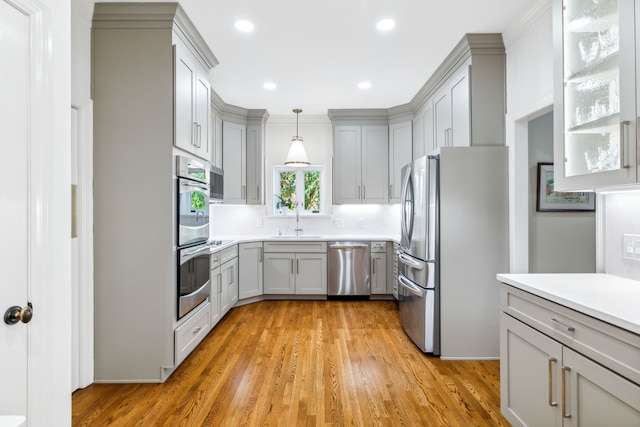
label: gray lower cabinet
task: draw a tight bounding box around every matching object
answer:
[209,252,222,329]
[220,246,238,316]
[500,285,640,427]
[263,241,327,295]
[370,241,387,295]
[239,242,263,299]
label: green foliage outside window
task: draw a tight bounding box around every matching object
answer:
[304,171,320,211]
[275,167,323,214]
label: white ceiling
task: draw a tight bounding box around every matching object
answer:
[178,0,540,116]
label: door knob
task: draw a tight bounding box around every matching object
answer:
[4,302,33,325]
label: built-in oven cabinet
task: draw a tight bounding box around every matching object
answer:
[92,3,218,382]
[175,301,211,366]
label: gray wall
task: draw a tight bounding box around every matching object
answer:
[528,112,596,273]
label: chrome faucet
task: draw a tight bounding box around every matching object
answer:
[294,202,303,236]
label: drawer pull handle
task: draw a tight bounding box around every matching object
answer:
[548,357,557,407]
[192,326,202,335]
[562,366,571,418]
[551,318,575,333]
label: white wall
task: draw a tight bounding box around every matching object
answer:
[503,0,554,272]
[528,112,596,273]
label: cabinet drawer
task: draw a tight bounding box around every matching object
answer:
[371,241,386,253]
[220,245,238,264]
[210,252,221,269]
[175,301,210,365]
[264,241,327,253]
[501,285,640,386]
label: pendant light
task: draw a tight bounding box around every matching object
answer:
[285,108,310,167]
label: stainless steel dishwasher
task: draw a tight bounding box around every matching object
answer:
[328,242,371,296]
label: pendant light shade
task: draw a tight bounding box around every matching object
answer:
[285,108,310,167]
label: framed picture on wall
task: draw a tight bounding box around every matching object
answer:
[536,163,595,212]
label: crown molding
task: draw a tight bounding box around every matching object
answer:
[409,33,504,111]
[502,0,552,50]
[92,2,218,70]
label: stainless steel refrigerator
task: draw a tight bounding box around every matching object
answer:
[398,155,440,354]
[397,147,509,358]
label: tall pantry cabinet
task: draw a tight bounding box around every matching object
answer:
[92,3,218,382]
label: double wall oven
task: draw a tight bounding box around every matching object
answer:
[176,155,211,319]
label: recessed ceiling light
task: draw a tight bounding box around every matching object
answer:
[263,82,277,90]
[376,19,396,31]
[235,20,254,32]
[358,81,372,90]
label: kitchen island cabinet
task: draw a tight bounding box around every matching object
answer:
[498,275,640,426]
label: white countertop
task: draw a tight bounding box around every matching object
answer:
[209,234,400,253]
[497,273,640,335]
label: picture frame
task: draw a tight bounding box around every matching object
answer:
[536,163,595,212]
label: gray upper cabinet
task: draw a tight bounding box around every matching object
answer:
[553,0,638,191]
[388,120,413,203]
[412,34,506,155]
[223,121,246,204]
[173,19,215,160]
[221,110,267,204]
[332,124,389,204]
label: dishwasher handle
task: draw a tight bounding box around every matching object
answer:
[329,244,369,249]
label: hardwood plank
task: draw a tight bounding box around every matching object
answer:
[73,300,510,426]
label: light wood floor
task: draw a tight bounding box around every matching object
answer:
[73,300,510,426]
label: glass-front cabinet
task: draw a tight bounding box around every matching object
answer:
[553,0,637,190]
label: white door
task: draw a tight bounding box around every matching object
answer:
[0,1,30,421]
[1,0,71,425]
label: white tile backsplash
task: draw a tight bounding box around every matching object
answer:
[211,204,401,238]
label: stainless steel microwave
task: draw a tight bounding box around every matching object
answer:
[210,166,223,203]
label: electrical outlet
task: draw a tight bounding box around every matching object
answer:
[334,218,344,228]
[623,234,640,260]
[358,217,365,229]
[257,218,263,228]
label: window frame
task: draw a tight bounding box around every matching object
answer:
[272,165,327,216]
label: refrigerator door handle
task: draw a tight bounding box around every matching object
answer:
[398,275,425,297]
[397,252,424,270]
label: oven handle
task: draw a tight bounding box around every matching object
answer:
[181,181,210,193]
[398,275,425,297]
[181,244,211,262]
[181,280,209,300]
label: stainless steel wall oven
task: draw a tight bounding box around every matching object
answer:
[176,155,211,318]
[177,243,211,318]
[177,156,210,247]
